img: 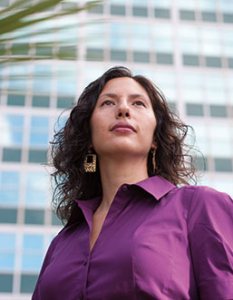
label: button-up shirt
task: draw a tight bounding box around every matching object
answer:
[32,176,233,300]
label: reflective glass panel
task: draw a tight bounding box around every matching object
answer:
[151,25,173,52]
[110,22,128,50]
[219,0,233,12]
[55,64,77,96]
[0,233,15,271]
[86,23,106,48]
[33,64,52,94]
[25,171,49,207]
[0,171,20,205]
[0,114,24,146]
[29,116,49,147]
[130,23,150,51]
[22,234,44,272]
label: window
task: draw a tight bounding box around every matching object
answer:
[168,102,177,113]
[110,4,126,15]
[181,73,204,102]
[51,211,63,226]
[25,171,49,207]
[223,13,233,23]
[198,0,217,10]
[22,234,44,272]
[0,171,20,206]
[0,274,13,293]
[35,45,53,56]
[2,148,22,162]
[177,0,196,9]
[57,46,77,60]
[178,26,200,54]
[110,22,128,50]
[33,64,52,94]
[151,0,172,8]
[154,8,170,19]
[201,28,221,56]
[205,56,222,68]
[0,114,24,146]
[0,208,17,223]
[86,23,106,48]
[20,274,38,293]
[191,123,209,155]
[29,116,49,147]
[201,11,217,22]
[61,2,78,9]
[0,233,15,271]
[32,95,50,108]
[130,23,150,51]
[28,149,48,163]
[156,53,173,64]
[186,103,204,116]
[179,10,196,20]
[214,158,233,172]
[57,96,74,108]
[151,25,173,52]
[86,48,104,61]
[110,49,127,61]
[228,58,233,68]
[88,4,104,14]
[222,31,233,56]
[8,64,28,92]
[209,124,232,156]
[55,65,77,96]
[132,6,148,17]
[24,209,45,225]
[219,0,233,12]
[133,51,150,63]
[7,94,25,106]
[209,105,227,117]
[183,54,200,66]
[11,43,29,55]
[194,156,208,171]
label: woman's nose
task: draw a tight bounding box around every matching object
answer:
[116,105,130,118]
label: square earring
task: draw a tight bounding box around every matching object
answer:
[84,153,96,172]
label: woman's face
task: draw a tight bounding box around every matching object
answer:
[90,77,157,160]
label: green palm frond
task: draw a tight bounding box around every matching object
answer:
[0,0,102,63]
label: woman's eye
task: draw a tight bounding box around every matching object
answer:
[133,100,146,107]
[101,100,115,106]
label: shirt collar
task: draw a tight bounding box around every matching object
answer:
[76,176,176,210]
[132,175,176,201]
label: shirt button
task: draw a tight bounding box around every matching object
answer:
[83,261,87,266]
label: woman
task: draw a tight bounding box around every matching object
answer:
[32,66,233,300]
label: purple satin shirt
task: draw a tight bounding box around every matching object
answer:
[32,176,233,300]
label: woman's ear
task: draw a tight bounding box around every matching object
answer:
[151,142,157,150]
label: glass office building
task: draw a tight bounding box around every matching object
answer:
[0,0,232,299]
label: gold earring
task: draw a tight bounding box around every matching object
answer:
[151,148,157,173]
[84,153,96,172]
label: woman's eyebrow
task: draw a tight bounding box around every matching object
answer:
[98,93,118,100]
[99,93,148,100]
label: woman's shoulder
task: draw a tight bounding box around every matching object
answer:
[175,184,232,204]
[172,184,233,231]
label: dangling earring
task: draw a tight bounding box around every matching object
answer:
[151,148,157,173]
[84,151,96,173]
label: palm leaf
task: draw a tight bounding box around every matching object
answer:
[0,0,102,63]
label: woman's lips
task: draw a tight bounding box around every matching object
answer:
[111,123,136,133]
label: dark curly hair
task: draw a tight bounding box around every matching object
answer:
[51,66,196,223]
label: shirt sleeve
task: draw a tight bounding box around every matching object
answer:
[188,187,233,300]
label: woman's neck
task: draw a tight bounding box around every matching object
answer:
[97,156,148,211]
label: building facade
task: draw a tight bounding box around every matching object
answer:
[0,0,233,299]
